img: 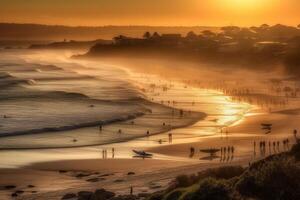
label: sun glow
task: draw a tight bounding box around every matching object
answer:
[223,0,266,10]
[230,0,259,6]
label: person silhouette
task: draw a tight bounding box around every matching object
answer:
[190,147,195,158]
[112,148,115,158]
[130,186,133,195]
[168,133,173,143]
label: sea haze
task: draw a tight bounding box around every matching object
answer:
[0,50,147,137]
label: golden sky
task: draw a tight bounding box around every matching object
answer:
[0,0,299,26]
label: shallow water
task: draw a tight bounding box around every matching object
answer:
[0,49,258,168]
[0,51,249,149]
[0,50,148,137]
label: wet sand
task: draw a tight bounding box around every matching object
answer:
[4,109,296,200]
[0,160,244,200]
[2,111,297,200]
[0,76,250,200]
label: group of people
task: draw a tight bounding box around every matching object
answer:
[220,146,235,162]
[254,138,291,156]
[220,128,229,138]
[221,146,235,155]
[188,146,235,161]
[157,133,173,144]
[102,148,115,159]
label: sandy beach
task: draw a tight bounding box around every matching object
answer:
[0,51,299,200]
[1,108,298,200]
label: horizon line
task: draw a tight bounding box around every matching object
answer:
[0,21,298,28]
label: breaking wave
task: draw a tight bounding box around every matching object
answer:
[0,53,149,137]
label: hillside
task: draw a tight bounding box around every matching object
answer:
[0,23,219,41]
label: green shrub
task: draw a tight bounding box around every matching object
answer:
[173,166,244,190]
[234,171,260,197]
[290,142,300,161]
[236,157,300,200]
[200,166,245,180]
[148,191,165,200]
[183,178,231,200]
[165,190,183,200]
[175,175,194,188]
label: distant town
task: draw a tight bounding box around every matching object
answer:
[81,24,300,77]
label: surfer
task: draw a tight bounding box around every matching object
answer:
[130,186,133,195]
[294,129,298,142]
[168,133,173,143]
[190,147,195,155]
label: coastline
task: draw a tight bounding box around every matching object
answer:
[3,109,296,200]
[0,100,206,150]
[0,71,255,200]
[2,51,295,199]
[0,51,262,200]
[0,111,146,139]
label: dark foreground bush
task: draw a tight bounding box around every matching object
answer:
[173,166,244,190]
[148,191,164,200]
[199,166,245,180]
[290,142,300,161]
[165,190,183,200]
[174,175,197,188]
[149,143,300,200]
[183,178,231,200]
[236,157,300,200]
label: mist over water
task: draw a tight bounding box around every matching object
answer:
[0,50,250,150]
[0,50,147,137]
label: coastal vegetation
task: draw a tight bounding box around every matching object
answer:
[58,143,300,200]
[147,142,300,200]
[80,24,300,77]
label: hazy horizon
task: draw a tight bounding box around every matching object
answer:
[1,0,300,27]
[0,22,219,28]
[0,22,298,28]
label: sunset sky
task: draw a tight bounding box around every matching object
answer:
[0,0,300,27]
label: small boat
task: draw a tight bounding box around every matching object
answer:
[200,148,220,155]
[261,123,272,127]
[132,150,153,157]
[265,130,271,134]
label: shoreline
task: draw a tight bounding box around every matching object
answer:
[0,112,146,139]
[0,110,206,151]
[0,51,285,200]
[0,79,256,199]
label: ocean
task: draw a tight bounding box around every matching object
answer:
[0,49,249,150]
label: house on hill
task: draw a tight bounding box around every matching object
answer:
[113,35,146,45]
[156,34,183,45]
